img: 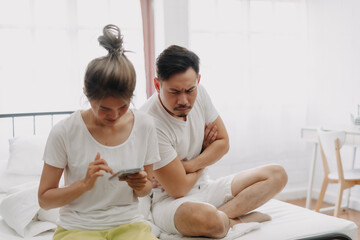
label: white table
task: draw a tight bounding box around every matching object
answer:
[301,125,360,209]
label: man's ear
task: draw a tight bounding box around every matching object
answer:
[198,74,201,84]
[154,77,161,93]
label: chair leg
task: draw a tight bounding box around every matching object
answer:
[345,188,351,209]
[334,183,344,217]
[315,178,328,212]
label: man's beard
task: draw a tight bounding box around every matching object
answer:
[174,105,191,118]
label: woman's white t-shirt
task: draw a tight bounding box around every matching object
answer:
[43,109,160,231]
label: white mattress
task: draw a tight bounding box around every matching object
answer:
[239,199,358,240]
[0,197,357,240]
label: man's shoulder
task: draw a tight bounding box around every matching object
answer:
[133,108,151,119]
[139,96,176,140]
[133,109,157,130]
[139,94,157,115]
[196,84,209,100]
[139,94,168,121]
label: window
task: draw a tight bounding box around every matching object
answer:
[189,0,308,175]
[0,0,146,114]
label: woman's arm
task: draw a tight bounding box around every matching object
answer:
[38,153,113,210]
[38,163,86,210]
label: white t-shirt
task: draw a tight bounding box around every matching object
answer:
[140,84,218,184]
[43,109,160,231]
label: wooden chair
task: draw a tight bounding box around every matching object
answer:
[315,130,360,217]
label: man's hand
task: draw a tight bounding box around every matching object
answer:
[152,177,165,192]
[182,122,219,173]
[202,122,218,151]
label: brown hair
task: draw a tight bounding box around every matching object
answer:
[84,24,136,101]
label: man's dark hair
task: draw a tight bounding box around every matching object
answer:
[156,45,200,81]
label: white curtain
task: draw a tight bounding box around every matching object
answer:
[188,0,309,189]
[0,0,146,114]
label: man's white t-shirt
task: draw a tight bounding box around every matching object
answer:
[140,84,218,184]
[43,109,160,231]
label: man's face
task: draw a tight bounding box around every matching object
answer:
[156,68,199,120]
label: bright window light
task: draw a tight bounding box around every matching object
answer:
[189,0,308,171]
[0,0,146,114]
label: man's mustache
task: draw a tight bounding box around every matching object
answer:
[174,105,191,110]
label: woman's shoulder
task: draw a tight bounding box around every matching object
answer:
[53,109,79,125]
[50,110,82,135]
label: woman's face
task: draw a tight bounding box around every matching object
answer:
[90,96,130,126]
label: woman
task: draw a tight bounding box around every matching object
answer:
[38,24,159,240]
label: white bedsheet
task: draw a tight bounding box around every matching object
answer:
[0,193,357,240]
[0,218,53,240]
[159,222,261,240]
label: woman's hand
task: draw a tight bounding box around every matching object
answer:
[83,152,113,191]
[121,171,148,192]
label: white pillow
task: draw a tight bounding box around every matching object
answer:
[7,181,40,195]
[7,135,47,175]
[0,183,55,237]
[37,208,59,224]
[0,136,9,161]
[0,171,41,193]
[0,186,39,237]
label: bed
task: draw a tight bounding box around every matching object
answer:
[0,111,358,240]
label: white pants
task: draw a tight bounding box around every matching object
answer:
[152,174,235,234]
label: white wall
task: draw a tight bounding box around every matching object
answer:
[155,0,310,200]
[156,0,360,209]
[306,0,360,209]
[153,0,189,57]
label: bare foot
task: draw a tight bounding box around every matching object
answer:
[229,211,271,227]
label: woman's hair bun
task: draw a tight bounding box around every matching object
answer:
[98,24,124,56]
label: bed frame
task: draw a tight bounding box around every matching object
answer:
[0,111,74,137]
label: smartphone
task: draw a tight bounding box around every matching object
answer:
[108,167,144,180]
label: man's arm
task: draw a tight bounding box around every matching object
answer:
[154,157,203,199]
[182,116,229,173]
[201,122,218,152]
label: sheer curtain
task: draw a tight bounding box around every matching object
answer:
[140,0,156,98]
[0,0,146,114]
[189,0,309,189]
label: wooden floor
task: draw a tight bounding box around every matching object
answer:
[286,198,360,239]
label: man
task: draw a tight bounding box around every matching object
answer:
[140,45,288,238]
